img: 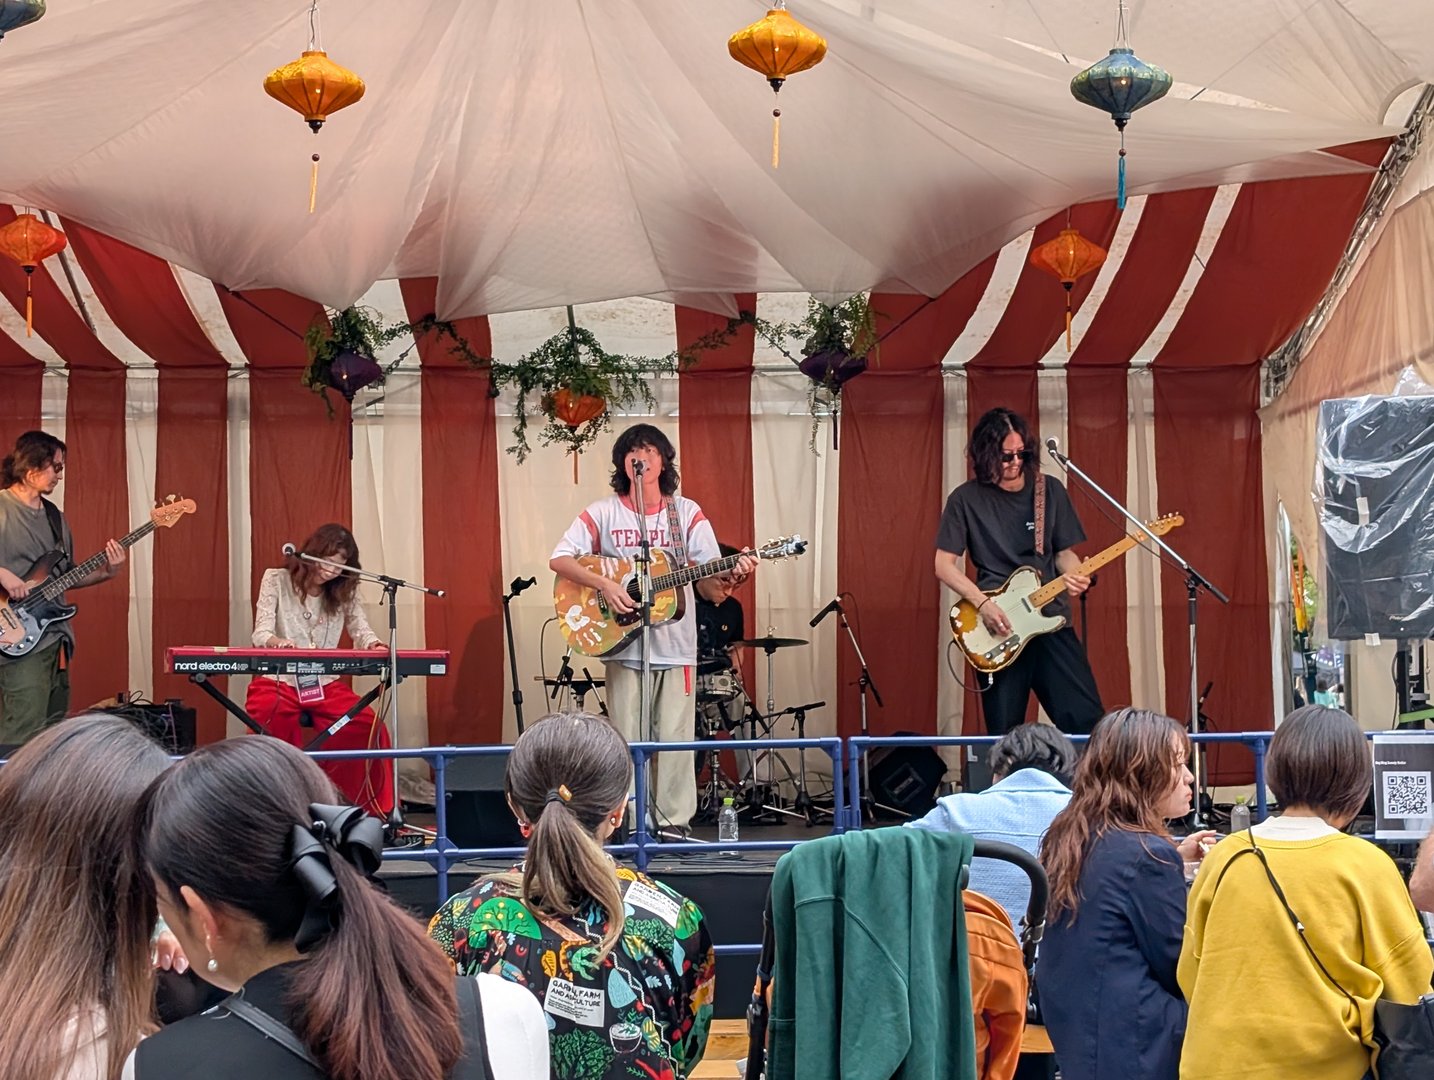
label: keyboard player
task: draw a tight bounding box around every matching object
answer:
[246,523,393,816]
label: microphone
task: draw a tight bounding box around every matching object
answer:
[1045,436,1066,463]
[809,597,843,628]
[631,458,646,475]
[510,575,537,596]
[281,542,297,557]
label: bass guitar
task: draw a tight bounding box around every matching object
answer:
[0,496,197,658]
[950,513,1183,674]
[555,535,807,658]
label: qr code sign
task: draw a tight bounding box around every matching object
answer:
[1383,771,1432,819]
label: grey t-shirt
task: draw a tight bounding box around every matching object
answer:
[935,474,1085,617]
[0,489,76,661]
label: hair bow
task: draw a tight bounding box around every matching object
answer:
[289,803,385,952]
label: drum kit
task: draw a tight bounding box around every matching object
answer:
[694,630,830,825]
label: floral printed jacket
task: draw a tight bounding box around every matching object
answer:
[429,867,715,1080]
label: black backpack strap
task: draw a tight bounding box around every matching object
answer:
[221,994,323,1071]
[450,975,494,1080]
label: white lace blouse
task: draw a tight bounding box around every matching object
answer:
[251,568,381,683]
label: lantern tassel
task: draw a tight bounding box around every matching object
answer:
[1065,302,1073,352]
[1117,137,1127,211]
[572,451,579,485]
[309,154,320,215]
[24,280,32,338]
[772,107,781,169]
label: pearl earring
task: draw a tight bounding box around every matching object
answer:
[207,957,218,973]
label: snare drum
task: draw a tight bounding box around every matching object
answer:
[696,669,740,702]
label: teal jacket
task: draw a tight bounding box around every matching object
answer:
[768,828,978,1080]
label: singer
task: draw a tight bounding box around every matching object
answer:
[247,523,394,816]
[550,424,757,837]
[933,408,1103,735]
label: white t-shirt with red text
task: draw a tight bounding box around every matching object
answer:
[551,494,719,668]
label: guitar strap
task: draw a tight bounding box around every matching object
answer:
[1033,474,1047,557]
[40,496,71,562]
[663,498,689,568]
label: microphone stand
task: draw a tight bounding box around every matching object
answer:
[296,551,445,835]
[501,577,534,735]
[629,464,656,839]
[832,598,886,822]
[1046,442,1229,824]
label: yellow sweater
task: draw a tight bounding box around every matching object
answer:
[1178,830,1433,1080]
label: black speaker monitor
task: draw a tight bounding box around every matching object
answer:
[444,752,525,848]
[867,734,945,819]
[1319,394,1434,640]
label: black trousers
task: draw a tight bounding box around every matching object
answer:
[978,626,1104,736]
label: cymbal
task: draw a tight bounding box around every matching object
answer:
[731,635,808,651]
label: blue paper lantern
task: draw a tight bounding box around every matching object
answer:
[1071,46,1172,209]
[0,0,45,40]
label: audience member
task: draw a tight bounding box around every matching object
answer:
[1412,824,1434,913]
[428,712,716,1080]
[131,737,547,1080]
[0,715,170,1080]
[1036,708,1215,1080]
[908,721,1074,927]
[1179,705,1434,1080]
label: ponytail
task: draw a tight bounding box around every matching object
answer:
[502,713,635,959]
[291,856,462,1080]
[523,795,627,958]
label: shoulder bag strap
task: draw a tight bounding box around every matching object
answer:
[1210,833,1363,1019]
[221,995,324,1072]
[449,975,494,1080]
[1033,474,1047,557]
[664,498,689,567]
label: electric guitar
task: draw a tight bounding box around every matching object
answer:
[0,496,197,658]
[950,513,1183,674]
[555,535,807,658]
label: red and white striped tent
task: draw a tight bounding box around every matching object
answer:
[0,2,1431,782]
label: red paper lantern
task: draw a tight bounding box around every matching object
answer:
[552,388,606,483]
[0,212,67,337]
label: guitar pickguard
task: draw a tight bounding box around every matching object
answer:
[950,567,1066,674]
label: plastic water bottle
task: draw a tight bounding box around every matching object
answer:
[719,797,740,844]
[1230,795,1251,834]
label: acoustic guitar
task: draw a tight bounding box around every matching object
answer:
[0,496,197,658]
[555,535,807,658]
[950,514,1183,674]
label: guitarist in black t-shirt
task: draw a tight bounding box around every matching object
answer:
[934,408,1103,735]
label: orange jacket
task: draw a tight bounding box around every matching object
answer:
[964,890,1028,1080]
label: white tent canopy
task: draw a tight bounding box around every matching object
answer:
[0,0,1428,317]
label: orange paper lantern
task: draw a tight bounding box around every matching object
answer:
[263,49,366,213]
[1029,227,1108,351]
[0,212,67,337]
[728,4,827,168]
[552,389,606,483]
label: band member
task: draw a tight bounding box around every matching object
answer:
[550,425,756,836]
[246,523,393,817]
[934,408,1103,735]
[696,542,748,680]
[0,431,125,744]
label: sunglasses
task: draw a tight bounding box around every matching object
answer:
[1000,449,1036,463]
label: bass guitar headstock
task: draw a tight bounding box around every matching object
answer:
[151,495,197,529]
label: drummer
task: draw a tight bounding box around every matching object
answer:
[696,543,748,677]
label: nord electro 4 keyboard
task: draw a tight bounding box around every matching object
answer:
[165,647,450,678]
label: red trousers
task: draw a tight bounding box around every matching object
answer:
[244,676,395,818]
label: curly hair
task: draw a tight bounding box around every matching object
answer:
[609,423,679,497]
[989,722,1076,785]
[968,408,1037,486]
[286,523,362,616]
[1040,708,1189,922]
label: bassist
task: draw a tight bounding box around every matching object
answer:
[934,409,1102,735]
[0,431,125,744]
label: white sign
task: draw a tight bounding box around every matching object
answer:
[543,978,606,1028]
[625,880,681,927]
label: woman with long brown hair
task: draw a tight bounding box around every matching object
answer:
[1034,708,1216,1080]
[0,714,170,1080]
[245,522,392,816]
[428,712,716,1080]
[129,736,547,1080]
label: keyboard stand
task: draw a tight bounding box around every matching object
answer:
[302,673,394,751]
[187,673,267,736]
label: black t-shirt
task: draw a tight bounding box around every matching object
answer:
[935,474,1085,616]
[696,594,744,674]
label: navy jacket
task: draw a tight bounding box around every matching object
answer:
[1036,829,1187,1080]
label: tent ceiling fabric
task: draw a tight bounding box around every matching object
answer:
[0,1,1425,317]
